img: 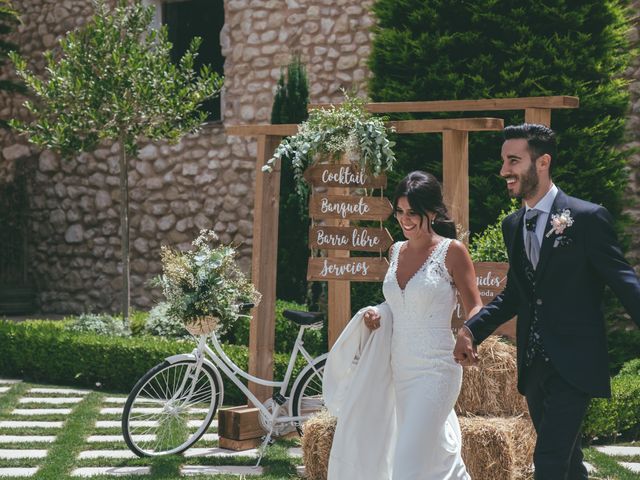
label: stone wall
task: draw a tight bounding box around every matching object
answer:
[0,0,375,313]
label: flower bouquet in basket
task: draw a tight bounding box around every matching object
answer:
[154,230,261,336]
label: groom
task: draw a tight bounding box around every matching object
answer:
[453,123,640,480]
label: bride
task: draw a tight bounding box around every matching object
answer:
[323,171,483,479]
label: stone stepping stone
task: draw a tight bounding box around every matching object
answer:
[288,447,303,458]
[180,465,264,476]
[621,462,640,473]
[0,380,21,385]
[78,450,137,459]
[101,407,210,415]
[19,397,83,404]
[13,408,72,416]
[29,387,89,395]
[183,447,259,458]
[86,433,218,443]
[0,449,48,459]
[71,466,150,477]
[0,421,63,429]
[0,467,39,477]
[103,397,127,404]
[584,461,595,474]
[0,435,56,443]
[96,419,217,428]
[0,388,9,394]
[595,445,640,456]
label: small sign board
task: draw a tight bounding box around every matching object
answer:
[309,195,393,221]
[303,164,387,189]
[309,226,394,252]
[307,257,390,282]
[451,262,512,331]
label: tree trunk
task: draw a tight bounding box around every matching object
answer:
[118,137,130,322]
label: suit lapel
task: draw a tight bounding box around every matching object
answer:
[535,189,569,282]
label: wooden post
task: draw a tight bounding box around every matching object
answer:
[442,130,469,236]
[248,134,282,401]
[327,156,351,348]
[524,108,552,126]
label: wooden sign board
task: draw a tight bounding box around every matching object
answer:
[309,226,394,252]
[303,164,387,188]
[451,262,515,338]
[307,257,390,282]
[309,195,393,221]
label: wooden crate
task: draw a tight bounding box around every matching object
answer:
[217,406,263,441]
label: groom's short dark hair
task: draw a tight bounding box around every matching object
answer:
[504,123,557,175]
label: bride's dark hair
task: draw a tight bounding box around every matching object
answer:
[393,171,457,239]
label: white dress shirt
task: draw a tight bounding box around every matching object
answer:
[523,183,558,245]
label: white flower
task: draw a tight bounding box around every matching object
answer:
[545,209,574,237]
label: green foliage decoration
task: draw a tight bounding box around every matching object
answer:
[8,0,223,320]
[469,199,520,262]
[368,0,632,236]
[264,93,396,198]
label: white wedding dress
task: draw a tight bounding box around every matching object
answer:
[324,238,470,480]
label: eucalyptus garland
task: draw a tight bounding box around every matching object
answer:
[262,94,396,197]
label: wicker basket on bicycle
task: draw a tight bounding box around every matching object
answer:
[184,315,220,336]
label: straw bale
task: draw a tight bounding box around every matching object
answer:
[300,411,536,480]
[456,336,528,417]
[300,410,336,480]
[460,415,536,480]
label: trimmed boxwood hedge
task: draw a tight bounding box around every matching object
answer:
[583,358,640,443]
[0,320,308,405]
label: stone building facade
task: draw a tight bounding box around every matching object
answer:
[1,0,639,314]
[0,0,374,313]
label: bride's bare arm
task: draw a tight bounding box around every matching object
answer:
[446,240,483,321]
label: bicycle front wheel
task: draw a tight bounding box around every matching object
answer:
[122,359,221,457]
[290,355,326,421]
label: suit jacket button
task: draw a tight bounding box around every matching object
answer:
[536,299,543,305]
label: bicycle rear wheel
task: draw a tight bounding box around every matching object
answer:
[290,356,326,421]
[122,359,221,457]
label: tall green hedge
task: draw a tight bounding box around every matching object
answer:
[271,55,311,304]
[369,0,632,235]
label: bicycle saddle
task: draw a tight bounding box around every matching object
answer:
[283,309,324,326]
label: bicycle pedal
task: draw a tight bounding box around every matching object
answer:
[261,435,276,446]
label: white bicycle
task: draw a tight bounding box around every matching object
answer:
[121,306,326,458]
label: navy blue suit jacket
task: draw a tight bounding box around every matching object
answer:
[466,189,640,398]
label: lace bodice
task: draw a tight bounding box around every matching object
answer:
[382,238,456,332]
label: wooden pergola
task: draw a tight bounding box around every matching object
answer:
[226,95,578,401]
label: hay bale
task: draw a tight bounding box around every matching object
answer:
[300,411,536,480]
[300,410,336,480]
[456,336,529,417]
[460,415,536,480]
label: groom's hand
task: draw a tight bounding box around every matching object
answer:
[453,326,478,366]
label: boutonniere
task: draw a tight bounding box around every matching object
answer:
[546,208,574,238]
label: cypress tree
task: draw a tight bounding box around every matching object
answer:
[368,0,632,235]
[270,55,311,303]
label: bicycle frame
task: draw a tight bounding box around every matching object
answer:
[186,324,321,425]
